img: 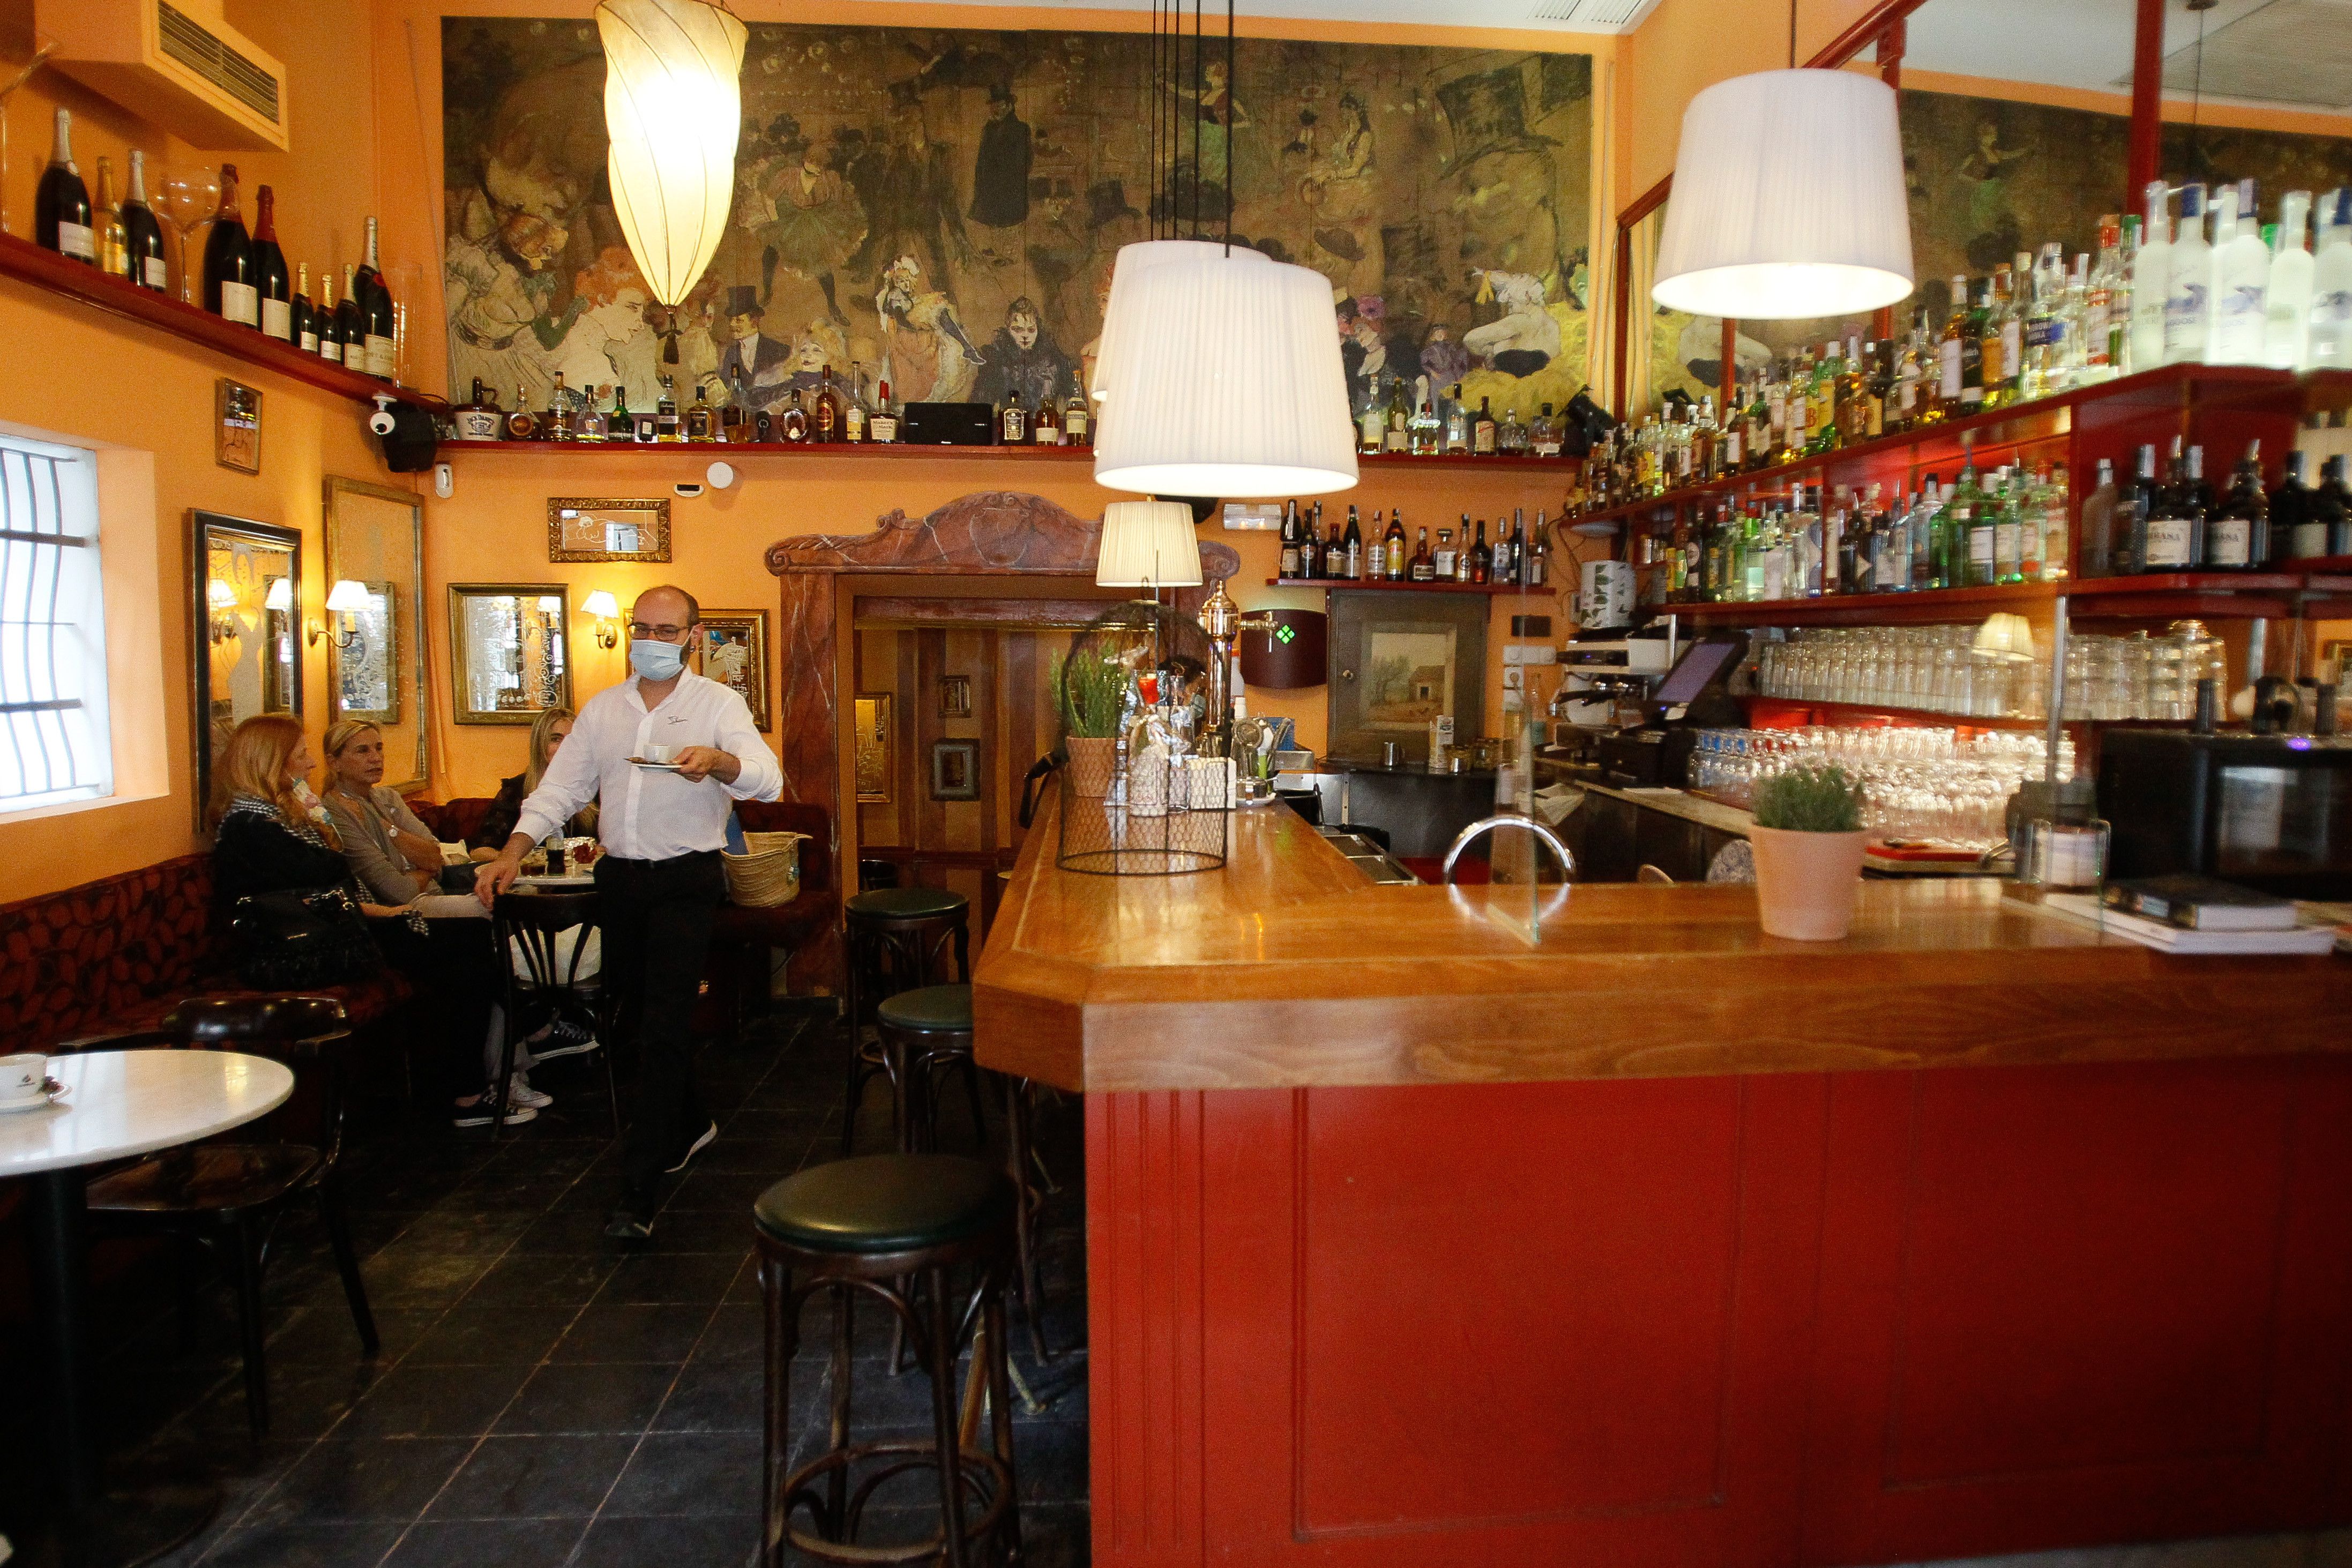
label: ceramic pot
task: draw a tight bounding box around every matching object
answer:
[1066,735,1117,797]
[1748,826,1869,940]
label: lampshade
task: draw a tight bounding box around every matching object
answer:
[325,579,369,613]
[582,590,622,619]
[537,595,565,615]
[1093,247,1358,498]
[1088,239,1258,404]
[1094,501,1204,589]
[264,578,292,611]
[595,0,748,308]
[1651,68,1914,321]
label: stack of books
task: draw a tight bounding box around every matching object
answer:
[2036,875,2341,955]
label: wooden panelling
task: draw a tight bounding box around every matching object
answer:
[854,595,1114,626]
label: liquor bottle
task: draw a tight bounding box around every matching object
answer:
[1472,397,1497,456]
[504,382,537,441]
[1807,341,1840,452]
[452,378,503,443]
[92,157,126,277]
[2019,245,2064,399]
[2205,440,2267,571]
[752,411,774,442]
[1343,506,1363,578]
[1498,406,1529,456]
[544,373,573,442]
[2131,184,2173,371]
[1304,501,1324,578]
[611,385,637,443]
[718,367,747,443]
[1410,527,1435,583]
[2319,455,2352,556]
[251,186,292,342]
[1033,391,1062,446]
[656,375,683,443]
[1532,404,1563,459]
[577,385,610,443]
[1064,392,1090,447]
[811,366,841,442]
[1358,392,1385,456]
[1861,339,1890,439]
[1937,277,1974,416]
[354,218,396,378]
[1324,519,1344,579]
[1384,510,1407,579]
[684,382,715,443]
[870,379,899,443]
[1910,479,1940,589]
[1408,393,1439,456]
[1434,524,1458,579]
[2027,465,2069,581]
[781,389,809,444]
[2079,457,2120,577]
[34,109,94,264]
[1380,378,1408,453]
[203,165,257,325]
[2140,439,2198,573]
[1444,386,1470,454]
[292,263,317,353]
[316,273,344,363]
[121,152,167,292]
[2080,218,2125,382]
[2275,450,2321,559]
[2164,182,2213,365]
[2310,190,2352,370]
[998,392,1025,445]
[1977,273,2011,409]
[2266,192,2316,371]
[1468,519,1490,585]
[1527,514,1548,587]
[1279,501,1301,580]
[2114,444,2156,575]
[844,362,868,443]
[336,264,367,364]
[2207,180,2270,365]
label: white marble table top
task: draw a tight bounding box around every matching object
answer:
[0,1050,295,1177]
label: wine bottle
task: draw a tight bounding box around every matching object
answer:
[121,151,167,292]
[316,271,344,364]
[292,263,317,353]
[2205,441,2266,571]
[93,156,126,277]
[336,264,367,366]
[202,165,256,326]
[355,218,396,379]
[34,109,94,264]
[251,186,292,342]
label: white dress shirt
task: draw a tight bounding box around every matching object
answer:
[514,671,782,860]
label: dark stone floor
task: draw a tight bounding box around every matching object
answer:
[0,1002,1088,1567]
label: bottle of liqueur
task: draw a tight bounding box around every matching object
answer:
[1343,506,1363,578]
[544,373,575,442]
[121,152,167,292]
[685,382,715,443]
[1410,393,1440,456]
[1532,403,1563,459]
[815,366,844,442]
[575,384,610,443]
[203,165,257,325]
[2206,180,2270,367]
[1977,273,2011,409]
[34,109,93,264]
[251,186,292,341]
[2138,439,2199,573]
[998,392,1025,445]
[870,379,899,444]
[316,272,344,363]
[656,376,684,443]
[2033,462,2071,581]
[1410,527,1436,582]
[92,157,126,277]
[1498,406,1529,456]
[1324,519,1344,579]
[1467,518,1490,585]
[841,364,867,443]
[1033,392,1062,446]
[2275,450,2323,559]
[1444,387,1470,454]
[292,263,317,352]
[1063,391,1090,447]
[2266,191,2316,371]
[2079,458,2120,576]
[1434,524,1459,579]
[721,367,750,442]
[1384,510,1407,579]
[2206,441,2267,571]
[1472,397,1498,456]
[450,379,501,442]
[354,217,397,379]
[504,382,538,441]
[336,264,368,364]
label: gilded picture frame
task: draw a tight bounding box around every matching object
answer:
[698,609,771,730]
[547,497,671,563]
[449,583,571,725]
[215,378,262,474]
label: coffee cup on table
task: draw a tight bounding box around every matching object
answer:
[1,1052,49,1102]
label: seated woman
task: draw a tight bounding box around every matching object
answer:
[469,707,598,859]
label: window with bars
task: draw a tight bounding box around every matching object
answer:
[0,434,110,813]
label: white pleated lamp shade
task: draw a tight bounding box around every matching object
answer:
[1652,68,1915,321]
[1089,239,1256,404]
[1094,501,1204,589]
[1093,247,1358,499]
[595,0,748,308]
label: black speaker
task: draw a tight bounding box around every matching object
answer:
[900,401,995,445]
[377,404,439,472]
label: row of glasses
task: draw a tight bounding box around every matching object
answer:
[1687,724,2073,850]
[1753,621,2230,725]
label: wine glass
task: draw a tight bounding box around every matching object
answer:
[158,167,220,304]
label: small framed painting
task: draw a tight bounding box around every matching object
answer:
[930,738,980,801]
[547,497,671,563]
[698,609,771,730]
[216,378,262,473]
[854,693,893,803]
[939,674,972,718]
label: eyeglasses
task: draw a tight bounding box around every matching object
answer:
[628,622,695,641]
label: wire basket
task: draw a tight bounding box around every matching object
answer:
[1056,601,1229,876]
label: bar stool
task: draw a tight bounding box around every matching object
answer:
[757,1154,1021,1568]
[842,888,970,1154]
[877,984,1053,1363]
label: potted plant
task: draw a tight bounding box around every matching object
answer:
[1747,761,1871,940]
[1053,652,1128,796]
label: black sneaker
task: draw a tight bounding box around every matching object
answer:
[664,1118,719,1175]
[452,1088,536,1129]
[531,1020,601,1062]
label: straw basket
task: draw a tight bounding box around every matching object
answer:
[722,831,805,907]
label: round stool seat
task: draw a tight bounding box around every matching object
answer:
[876,984,973,1035]
[847,887,967,921]
[756,1154,1012,1255]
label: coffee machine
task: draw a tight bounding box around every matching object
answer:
[1552,631,1673,729]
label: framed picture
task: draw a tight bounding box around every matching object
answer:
[1326,592,1488,765]
[854,693,893,803]
[939,674,972,718]
[332,581,400,722]
[547,497,671,563]
[449,583,571,725]
[930,738,980,801]
[698,609,771,730]
[216,379,261,473]
[190,512,300,826]
[325,476,428,786]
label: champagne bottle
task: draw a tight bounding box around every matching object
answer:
[1343,506,1363,578]
[316,271,344,363]
[293,263,317,353]
[121,151,167,292]
[335,263,367,365]
[354,218,396,379]
[251,186,292,342]
[35,109,94,264]
[93,156,127,277]
[203,165,256,325]
[1279,500,1301,580]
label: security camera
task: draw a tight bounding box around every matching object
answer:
[368,393,398,437]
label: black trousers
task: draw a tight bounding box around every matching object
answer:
[595,849,725,1201]
[374,916,500,1098]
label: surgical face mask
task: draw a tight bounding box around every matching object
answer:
[630,638,686,682]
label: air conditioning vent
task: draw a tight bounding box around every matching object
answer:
[158,2,281,124]
[1527,0,1661,29]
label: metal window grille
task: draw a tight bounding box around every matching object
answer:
[0,435,110,812]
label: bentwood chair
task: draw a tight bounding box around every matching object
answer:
[841,888,970,1154]
[491,888,621,1137]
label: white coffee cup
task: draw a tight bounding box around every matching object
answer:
[643,743,674,764]
[1,1052,49,1101]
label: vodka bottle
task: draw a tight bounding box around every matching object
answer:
[2308,190,2352,370]
[2131,182,2174,372]
[2206,180,2270,365]
[2164,182,2213,365]
[2265,191,2315,370]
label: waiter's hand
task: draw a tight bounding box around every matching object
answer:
[474,851,523,909]
[673,746,740,785]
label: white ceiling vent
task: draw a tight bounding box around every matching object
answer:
[2150,0,2352,110]
[36,0,288,152]
[1527,0,1663,31]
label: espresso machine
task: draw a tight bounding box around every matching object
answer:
[1552,631,1674,729]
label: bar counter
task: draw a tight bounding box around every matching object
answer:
[973,799,2352,1568]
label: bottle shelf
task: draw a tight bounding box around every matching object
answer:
[0,230,441,410]
[1664,573,2310,628]
[440,438,1580,473]
[1266,577,1548,595]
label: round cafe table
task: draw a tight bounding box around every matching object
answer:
[0,1048,295,1568]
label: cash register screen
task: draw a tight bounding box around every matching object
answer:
[1653,640,1739,707]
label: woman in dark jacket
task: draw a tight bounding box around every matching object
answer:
[468,706,597,857]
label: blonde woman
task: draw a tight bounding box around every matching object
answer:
[320,720,468,912]
[469,706,598,858]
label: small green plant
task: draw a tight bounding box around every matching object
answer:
[1051,652,1129,740]
[1751,761,1866,833]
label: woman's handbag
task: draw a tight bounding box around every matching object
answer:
[228,886,382,989]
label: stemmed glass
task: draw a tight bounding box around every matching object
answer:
[158,167,220,304]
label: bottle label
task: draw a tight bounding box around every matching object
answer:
[55,220,94,262]
[2000,321,2022,370]
[2143,517,2193,569]
[142,255,167,289]
[1970,529,1995,566]
[365,334,395,378]
[1995,521,2020,566]
[2293,522,2330,558]
[262,297,291,341]
[319,338,342,364]
[220,280,259,327]
[2164,283,2210,348]
[1534,436,1561,458]
[1474,425,1496,454]
[454,409,502,441]
[871,414,897,442]
[300,327,318,353]
[1066,408,1088,442]
[2208,516,2251,567]
[1938,340,1961,399]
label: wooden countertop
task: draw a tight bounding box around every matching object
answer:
[972,795,2352,1093]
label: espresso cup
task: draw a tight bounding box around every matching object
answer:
[643,743,675,764]
[1,1052,49,1101]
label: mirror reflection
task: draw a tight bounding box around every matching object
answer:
[325,477,427,788]
[191,512,301,824]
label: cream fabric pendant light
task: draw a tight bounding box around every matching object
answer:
[1089,238,1258,404]
[595,0,747,309]
[1094,501,1204,589]
[1651,68,1914,320]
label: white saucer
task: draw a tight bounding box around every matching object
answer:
[629,758,682,772]
[0,1078,66,1112]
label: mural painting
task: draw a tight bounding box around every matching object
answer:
[442,19,1596,431]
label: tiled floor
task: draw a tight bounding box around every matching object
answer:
[0,1002,1089,1567]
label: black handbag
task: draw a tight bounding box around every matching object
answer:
[228,886,381,989]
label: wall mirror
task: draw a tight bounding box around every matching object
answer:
[547,497,671,563]
[449,584,571,725]
[854,693,892,803]
[324,476,428,789]
[191,511,301,826]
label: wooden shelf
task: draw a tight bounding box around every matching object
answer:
[443,438,1581,473]
[0,230,442,409]
[1266,577,1548,595]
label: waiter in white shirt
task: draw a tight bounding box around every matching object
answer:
[476,586,782,1239]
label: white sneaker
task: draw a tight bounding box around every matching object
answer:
[509,1076,554,1111]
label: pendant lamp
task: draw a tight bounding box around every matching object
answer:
[1089,238,1255,405]
[1651,68,1914,320]
[1094,501,1205,589]
[596,0,746,311]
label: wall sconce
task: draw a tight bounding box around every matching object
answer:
[317,579,368,649]
[206,579,240,644]
[582,589,622,649]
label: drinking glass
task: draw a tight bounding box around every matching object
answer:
[158,167,221,304]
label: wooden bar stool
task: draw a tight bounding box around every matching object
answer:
[877,984,1054,1365]
[841,888,969,1154]
[756,1154,1021,1568]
